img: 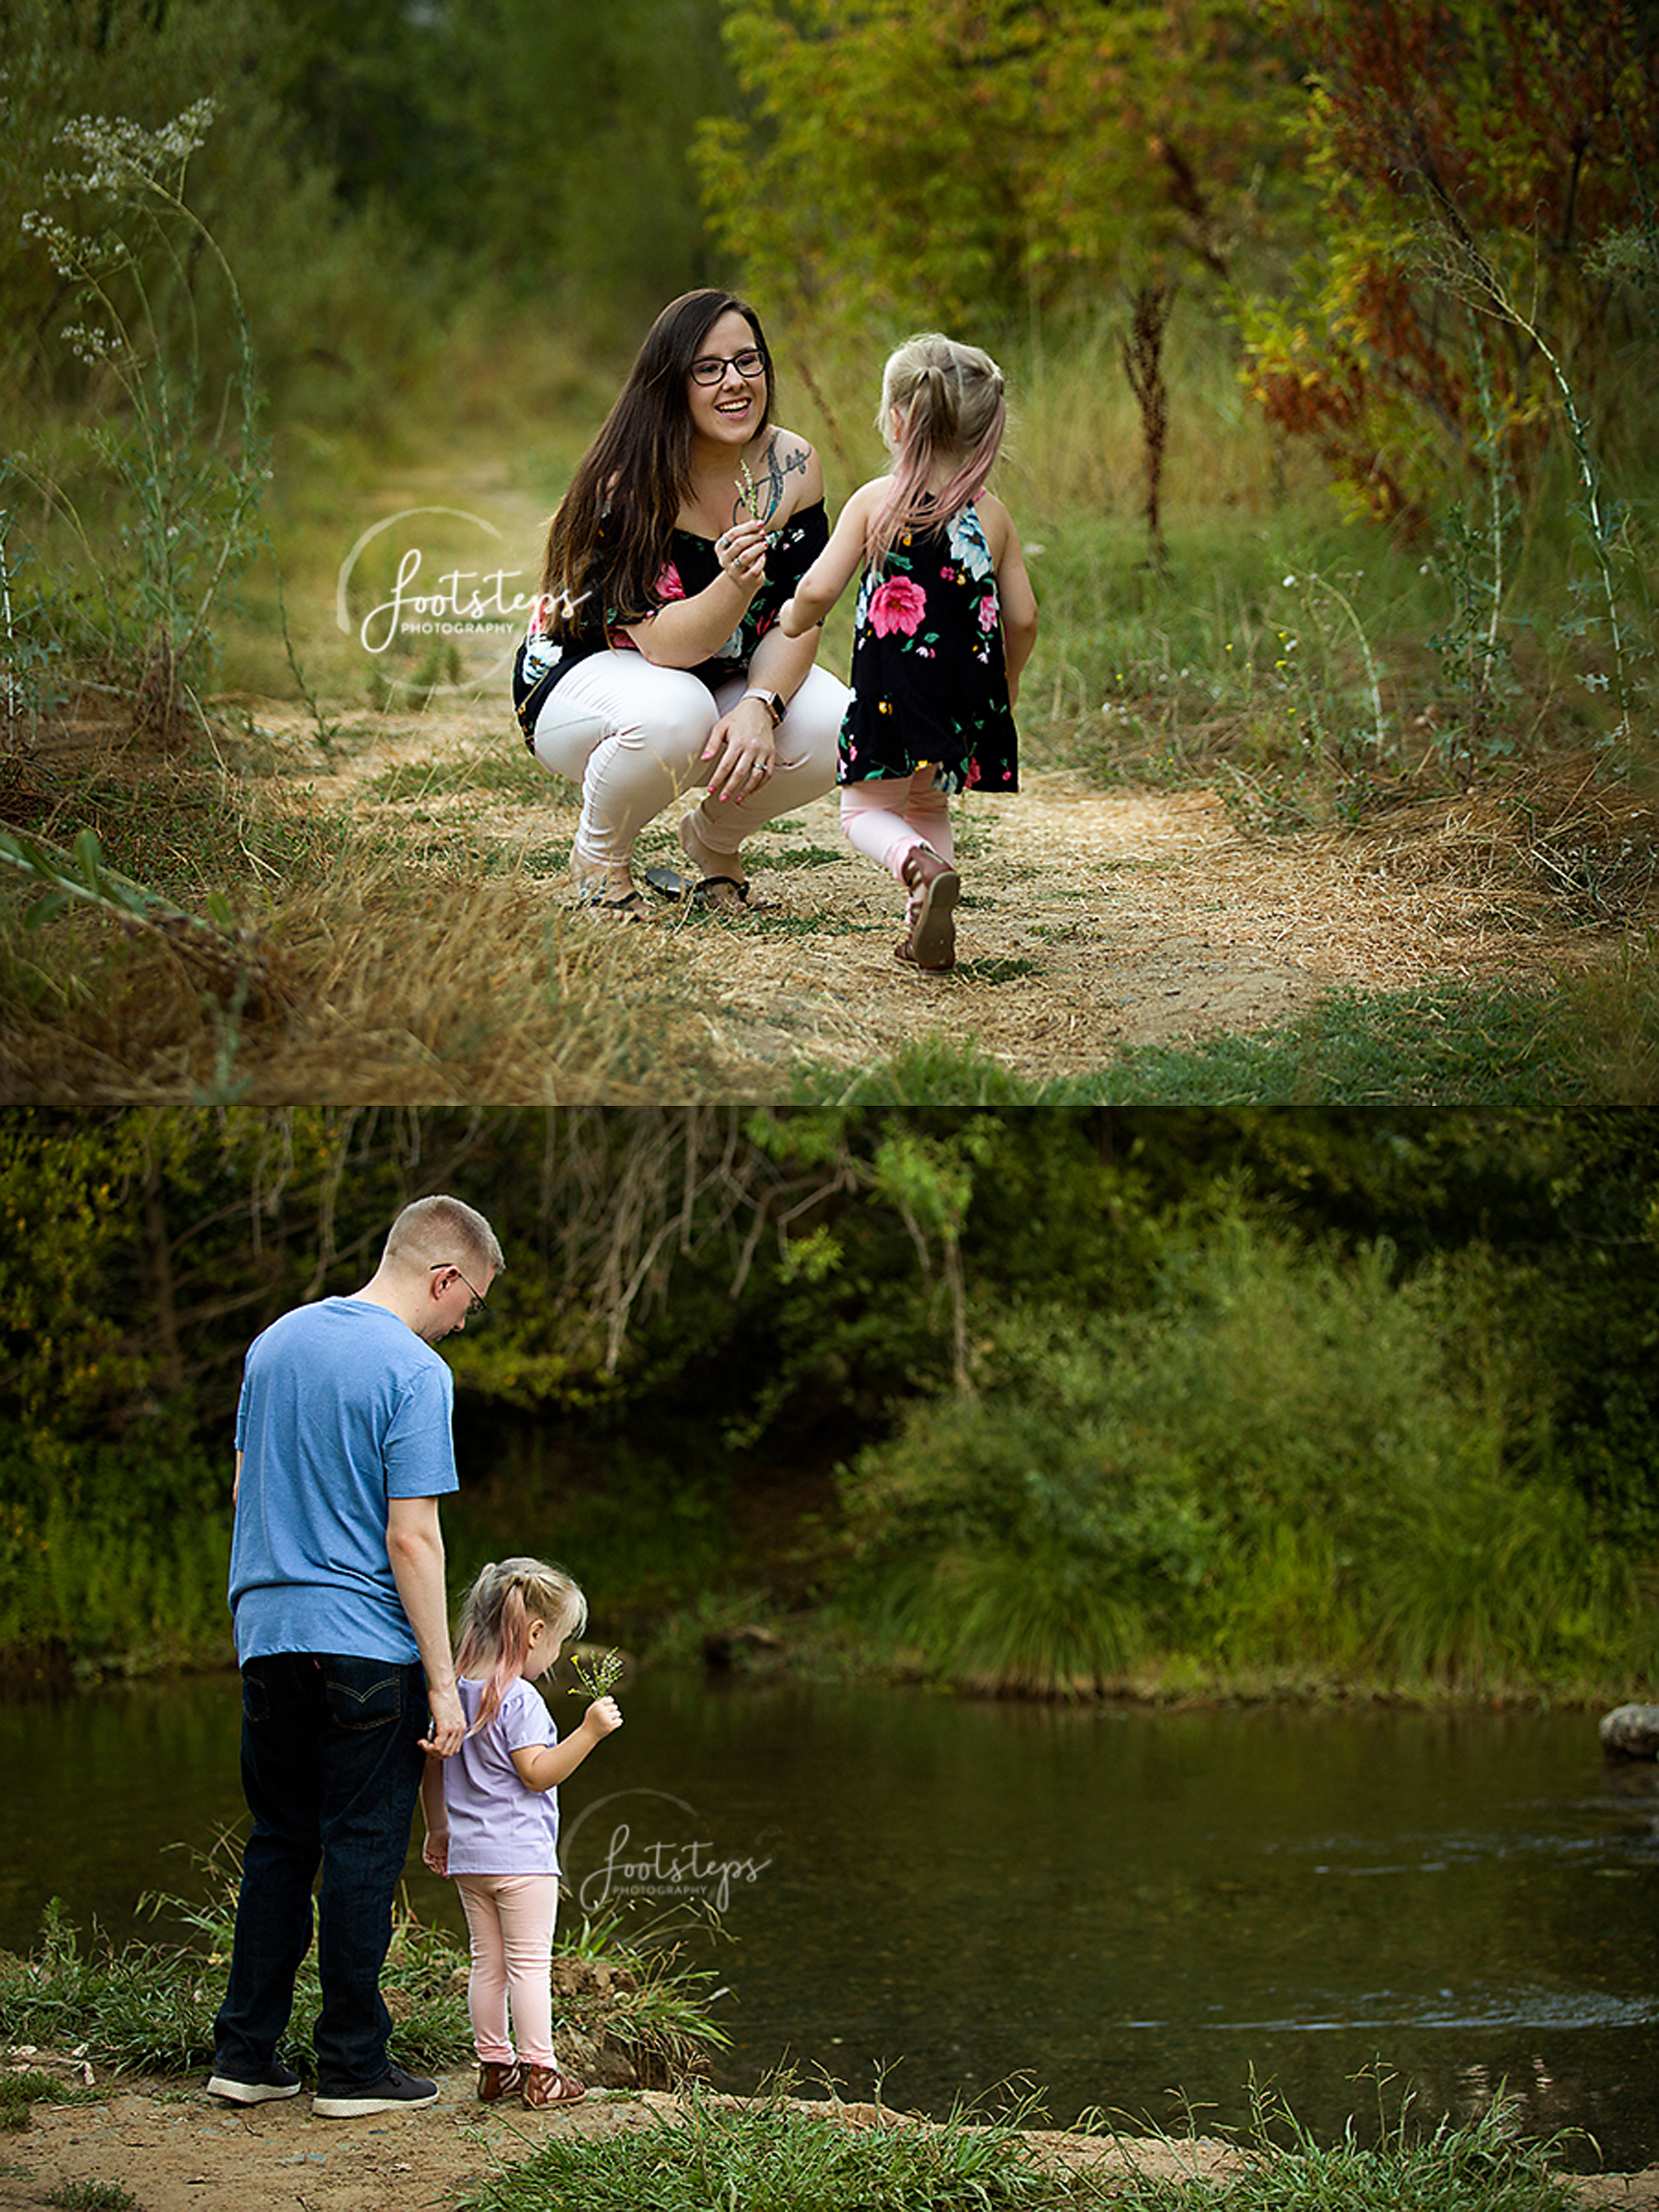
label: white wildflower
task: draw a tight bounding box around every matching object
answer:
[54,99,215,194]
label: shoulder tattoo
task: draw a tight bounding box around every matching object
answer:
[734,433,812,526]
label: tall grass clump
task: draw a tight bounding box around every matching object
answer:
[1097,2074,1582,2212]
[460,2078,1058,2212]
[835,1211,1654,1698]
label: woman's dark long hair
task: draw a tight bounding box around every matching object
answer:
[537,289,776,636]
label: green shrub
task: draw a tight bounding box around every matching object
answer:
[838,1214,1657,1696]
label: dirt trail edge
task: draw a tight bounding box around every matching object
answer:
[5,2062,1656,2212]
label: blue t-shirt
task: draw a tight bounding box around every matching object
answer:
[444,1675,562,1875]
[229,1297,459,1663]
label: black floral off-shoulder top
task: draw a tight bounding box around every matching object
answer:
[513,501,829,743]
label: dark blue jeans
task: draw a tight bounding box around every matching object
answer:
[212,1652,428,2090]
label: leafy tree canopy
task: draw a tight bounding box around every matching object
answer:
[693,0,1302,331]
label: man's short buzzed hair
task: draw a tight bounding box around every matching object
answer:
[383,1194,504,1279]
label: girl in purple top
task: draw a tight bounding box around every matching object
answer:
[420,1558,622,2110]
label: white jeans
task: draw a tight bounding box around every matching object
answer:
[528,652,846,870]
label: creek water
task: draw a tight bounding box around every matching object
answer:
[3,1671,1655,2169]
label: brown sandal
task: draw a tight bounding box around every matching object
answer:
[477,2060,523,2103]
[899,848,959,971]
[521,2065,587,2109]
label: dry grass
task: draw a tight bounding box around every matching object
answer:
[0,718,742,1103]
[3,692,1651,1105]
[0,876,728,1105]
[3,548,1658,1118]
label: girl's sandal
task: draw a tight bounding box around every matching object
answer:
[521,2065,587,2109]
[477,2061,524,2103]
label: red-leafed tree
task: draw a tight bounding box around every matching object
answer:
[1240,0,1659,533]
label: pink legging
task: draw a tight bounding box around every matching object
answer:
[454,1872,559,2069]
[840,768,954,880]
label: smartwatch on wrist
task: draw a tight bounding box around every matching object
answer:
[742,688,787,727]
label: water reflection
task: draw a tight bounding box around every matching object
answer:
[1,1675,1653,2169]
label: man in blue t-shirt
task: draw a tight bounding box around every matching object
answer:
[208,1193,503,2119]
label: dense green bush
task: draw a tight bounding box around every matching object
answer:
[0,1425,231,1672]
[837,1213,1655,1696]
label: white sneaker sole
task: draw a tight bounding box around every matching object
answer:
[207,2075,301,2104]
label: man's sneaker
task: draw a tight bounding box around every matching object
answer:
[312,2065,438,2118]
[207,2062,302,2104]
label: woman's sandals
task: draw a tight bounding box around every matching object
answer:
[570,859,648,922]
[897,848,959,971]
[640,864,760,912]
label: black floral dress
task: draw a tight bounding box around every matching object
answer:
[837,501,1018,794]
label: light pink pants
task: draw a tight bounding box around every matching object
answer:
[454,1872,560,2069]
[840,768,954,881]
[529,652,846,870]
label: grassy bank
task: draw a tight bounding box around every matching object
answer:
[0,1854,726,2092]
[0,1898,1603,2205]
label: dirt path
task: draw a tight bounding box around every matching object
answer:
[7,2058,1657,2212]
[247,699,1636,1094]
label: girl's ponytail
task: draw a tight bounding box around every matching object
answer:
[454,1558,588,1734]
[866,334,1006,565]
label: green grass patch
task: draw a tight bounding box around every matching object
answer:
[455,2075,1584,2212]
[44,2184,138,2211]
[1052,981,1598,1105]
[739,911,863,937]
[790,973,1644,1105]
[0,2070,102,2133]
[767,844,847,869]
[791,1039,1046,1105]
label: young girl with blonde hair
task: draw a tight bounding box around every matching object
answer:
[780,333,1038,971]
[420,1559,622,2110]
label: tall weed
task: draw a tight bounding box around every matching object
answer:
[9,100,267,740]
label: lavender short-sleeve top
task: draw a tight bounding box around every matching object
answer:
[443,1675,561,1875]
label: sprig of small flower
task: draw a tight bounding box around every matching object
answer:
[568,1647,624,1700]
[51,100,215,198]
[14,96,268,741]
[734,459,778,540]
